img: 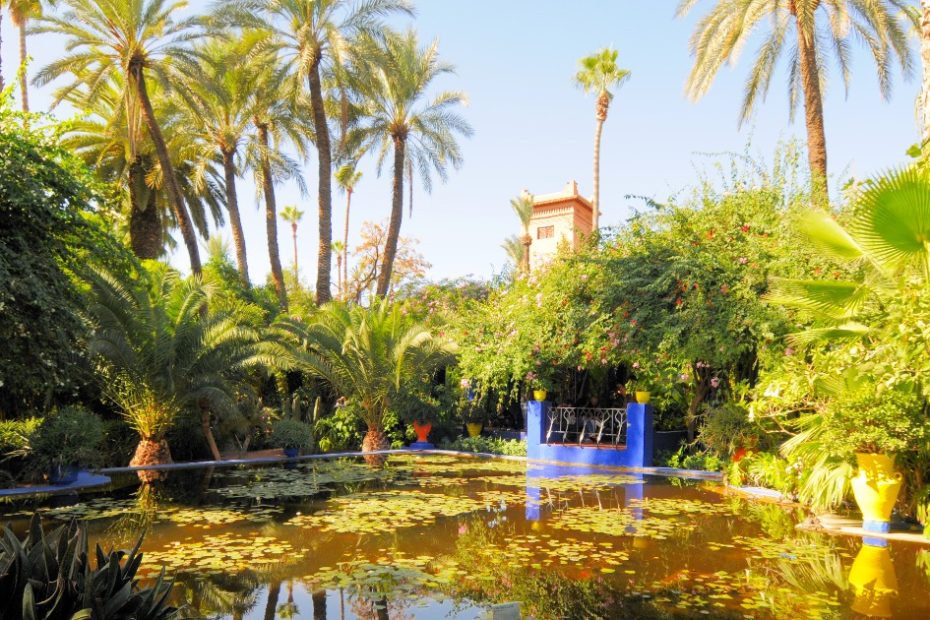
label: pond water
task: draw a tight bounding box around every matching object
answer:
[2,453,930,619]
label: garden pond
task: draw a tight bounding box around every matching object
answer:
[2,453,930,619]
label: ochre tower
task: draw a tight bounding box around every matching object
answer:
[526,180,593,270]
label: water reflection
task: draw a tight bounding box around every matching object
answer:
[848,539,899,618]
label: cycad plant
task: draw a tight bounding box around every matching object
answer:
[678,0,913,194]
[347,29,472,297]
[35,0,208,274]
[85,266,259,473]
[269,301,453,456]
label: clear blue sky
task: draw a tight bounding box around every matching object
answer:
[2,1,920,284]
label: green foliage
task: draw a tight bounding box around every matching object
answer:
[0,514,178,620]
[268,418,313,451]
[0,418,41,458]
[698,402,760,457]
[663,446,725,472]
[314,405,365,453]
[442,436,527,457]
[0,107,126,412]
[30,406,105,470]
[726,452,798,496]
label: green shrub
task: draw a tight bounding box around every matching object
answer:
[727,451,798,495]
[268,419,313,451]
[0,514,178,620]
[698,402,761,457]
[0,417,41,457]
[664,446,725,472]
[30,406,104,470]
[443,436,527,457]
[314,405,365,453]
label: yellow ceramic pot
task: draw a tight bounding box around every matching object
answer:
[851,453,903,533]
[532,389,548,402]
[848,542,898,618]
[466,422,483,438]
[635,391,651,405]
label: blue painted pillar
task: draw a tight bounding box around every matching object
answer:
[526,400,548,461]
[625,403,654,467]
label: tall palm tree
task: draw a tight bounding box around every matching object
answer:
[348,29,472,298]
[678,0,913,197]
[269,301,453,457]
[86,266,259,471]
[335,162,362,299]
[223,0,413,305]
[574,47,630,230]
[60,72,225,260]
[35,0,207,275]
[244,46,313,311]
[280,205,304,278]
[331,239,345,298]
[178,37,261,287]
[510,192,534,274]
[7,0,45,112]
[921,1,930,146]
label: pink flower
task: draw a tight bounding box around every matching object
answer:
[632,362,641,370]
[460,378,471,389]
[785,347,795,357]
[738,257,748,265]
[580,274,589,282]
[710,377,721,389]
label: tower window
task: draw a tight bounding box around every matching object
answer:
[537,225,554,239]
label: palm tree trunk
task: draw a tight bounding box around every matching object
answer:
[259,124,288,310]
[222,148,250,286]
[521,236,532,275]
[308,56,333,304]
[592,92,609,230]
[263,582,281,620]
[377,136,405,297]
[133,66,203,275]
[292,224,299,276]
[921,0,930,146]
[201,405,222,461]
[343,188,352,300]
[128,157,162,259]
[312,590,327,620]
[795,18,828,200]
[1,12,5,93]
[17,23,28,113]
[336,253,343,296]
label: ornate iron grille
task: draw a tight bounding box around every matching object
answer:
[545,407,627,446]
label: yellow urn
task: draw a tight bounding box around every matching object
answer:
[635,391,651,405]
[532,389,548,402]
[466,422,483,438]
[848,542,898,618]
[851,453,903,533]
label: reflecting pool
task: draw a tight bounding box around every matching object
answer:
[2,453,930,619]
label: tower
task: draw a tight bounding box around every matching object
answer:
[527,180,593,270]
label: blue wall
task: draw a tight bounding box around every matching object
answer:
[526,401,654,468]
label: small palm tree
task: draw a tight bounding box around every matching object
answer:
[270,301,453,458]
[86,266,259,473]
[335,162,362,299]
[678,0,913,195]
[35,0,207,274]
[574,47,630,230]
[221,0,412,305]
[331,239,345,298]
[280,205,305,278]
[510,192,534,274]
[502,235,525,273]
[348,29,472,297]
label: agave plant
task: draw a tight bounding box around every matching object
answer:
[267,301,454,458]
[0,514,177,620]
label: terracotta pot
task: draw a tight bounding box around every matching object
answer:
[851,453,903,533]
[635,391,651,405]
[466,422,483,438]
[413,421,432,443]
[532,389,548,402]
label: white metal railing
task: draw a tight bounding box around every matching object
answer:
[545,406,627,446]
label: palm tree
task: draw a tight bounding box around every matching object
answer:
[348,29,472,298]
[678,0,913,196]
[223,0,413,305]
[331,239,345,298]
[60,72,225,260]
[177,37,261,287]
[6,0,44,112]
[35,0,207,275]
[574,47,630,230]
[335,162,362,299]
[510,192,534,274]
[85,266,259,472]
[246,50,314,311]
[269,301,452,458]
[921,1,930,146]
[502,235,525,273]
[280,205,304,279]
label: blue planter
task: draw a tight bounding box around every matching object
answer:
[283,447,299,458]
[50,464,80,486]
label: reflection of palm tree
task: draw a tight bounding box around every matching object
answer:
[263,582,281,620]
[177,571,261,619]
[313,590,327,619]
